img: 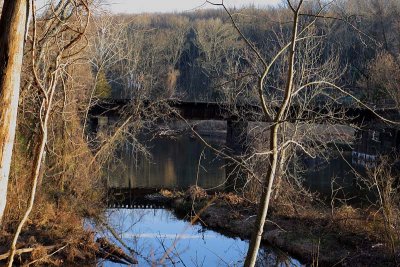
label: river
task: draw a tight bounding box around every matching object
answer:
[100,208,302,266]
[106,135,361,198]
[101,134,362,266]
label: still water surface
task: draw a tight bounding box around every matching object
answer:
[100,208,302,266]
[106,135,226,189]
[103,135,361,266]
[107,135,360,198]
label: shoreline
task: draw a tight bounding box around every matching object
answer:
[134,188,397,267]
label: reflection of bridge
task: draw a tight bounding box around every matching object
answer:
[108,203,166,209]
[89,99,400,183]
[107,188,168,209]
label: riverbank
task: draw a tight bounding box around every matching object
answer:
[0,214,138,266]
[142,187,398,267]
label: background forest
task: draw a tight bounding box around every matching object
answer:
[0,0,399,266]
[89,1,400,105]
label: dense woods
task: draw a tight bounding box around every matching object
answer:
[0,0,399,266]
[89,1,400,105]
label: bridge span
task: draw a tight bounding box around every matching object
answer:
[89,99,400,184]
[88,99,398,124]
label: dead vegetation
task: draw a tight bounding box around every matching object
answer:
[1,2,118,265]
[156,177,399,266]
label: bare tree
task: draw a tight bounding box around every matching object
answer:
[360,51,400,107]
[0,0,29,224]
[6,0,90,265]
[243,2,304,265]
[203,1,370,265]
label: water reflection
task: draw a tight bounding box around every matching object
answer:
[107,135,364,200]
[303,152,356,195]
[107,136,226,189]
[302,151,370,204]
[102,136,364,266]
[105,135,369,205]
[100,208,303,267]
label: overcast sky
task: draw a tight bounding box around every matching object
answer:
[100,0,281,14]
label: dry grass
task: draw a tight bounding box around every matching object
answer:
[217,192,246,205]
[1,108,105,265]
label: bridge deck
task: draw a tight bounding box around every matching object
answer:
[89,99,399,124]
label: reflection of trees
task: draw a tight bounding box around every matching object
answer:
[255,247,300,267]
[101,208,298,266]
[106,136,225,189]
[164,158,177,186]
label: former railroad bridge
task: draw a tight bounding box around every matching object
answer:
[89,99,400,173]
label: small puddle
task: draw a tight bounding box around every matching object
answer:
[99,208,303,266]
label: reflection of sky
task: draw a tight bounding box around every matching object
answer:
[100,208,303,266]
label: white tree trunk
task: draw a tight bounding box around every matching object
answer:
[0,0,29,224]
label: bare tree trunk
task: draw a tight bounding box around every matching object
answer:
[244,2,302,266]
[0,0,29,225]
[5,0,89,263]
[273,143,287,200]
[7,61,59,267]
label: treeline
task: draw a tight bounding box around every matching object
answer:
[90,0,400,104]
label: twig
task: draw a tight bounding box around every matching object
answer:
[26,244,68,266]
[0,245,57,261]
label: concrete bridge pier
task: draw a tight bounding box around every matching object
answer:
[352,127,400,167]
[88,116,99,135]
[225,120,249,191]
[88,116,109,135]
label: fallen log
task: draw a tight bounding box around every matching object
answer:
[96,237,138,265]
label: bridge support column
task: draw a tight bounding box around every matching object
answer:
[352,127,399,167]
[88,116,99,134]
[225,120,248,191]
[87,116,108,143]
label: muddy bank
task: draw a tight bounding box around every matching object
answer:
[141,188,397,267]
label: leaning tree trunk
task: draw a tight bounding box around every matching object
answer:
[0,0,29,224]
[244,2,302,265]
